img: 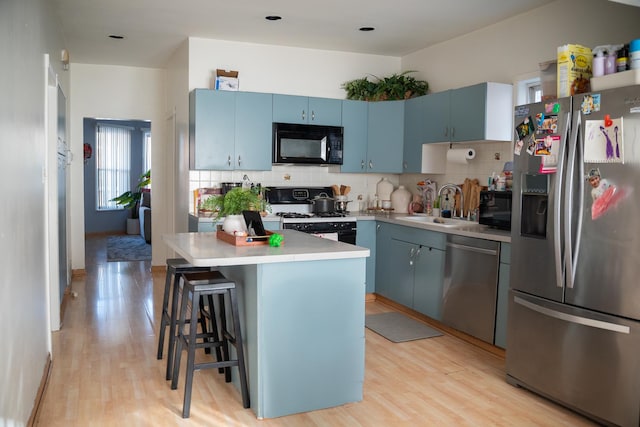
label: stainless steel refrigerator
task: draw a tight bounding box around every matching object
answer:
[506,85,640,427]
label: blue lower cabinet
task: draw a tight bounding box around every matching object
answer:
[494,242,511,349]
[356,220,376,293]
[375,223,445,318]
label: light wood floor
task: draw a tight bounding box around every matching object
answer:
[36,235,596,426]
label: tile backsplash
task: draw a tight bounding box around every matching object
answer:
[400,141,513,193]
[189,141,512,212]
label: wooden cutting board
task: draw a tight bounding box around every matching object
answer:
[455,178,481,217]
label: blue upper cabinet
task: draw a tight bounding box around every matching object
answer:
[424,82,513,143]
[189,89,236,170]
[308,97,342,125]
[273,94,342,126]
[450,83,488,142]
[190,90,272,171]
[235,92,273,170]
[366,100,404,173]
[403,96,427,173]
[341,100,368,173]
[423,90,452,143]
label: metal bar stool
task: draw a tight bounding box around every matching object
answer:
[157,258,218,380]
[171,270,250,418]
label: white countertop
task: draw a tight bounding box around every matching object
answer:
[190,212,511,243]
[355,212,512,243]
[163,229,370,267]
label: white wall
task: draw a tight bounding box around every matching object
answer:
[0,0,68,424]
[165,40,191,237]
[69,64,167,267]
[402,0,640,92]
[188,37,401,97]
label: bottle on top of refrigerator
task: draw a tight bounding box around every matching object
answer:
[592,46,606,77]
[605,48,617,75]
[617,44,629,72]
[630,39,640,70]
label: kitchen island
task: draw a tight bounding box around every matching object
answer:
[162,230,369,419]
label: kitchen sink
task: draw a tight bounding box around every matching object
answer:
[398,216,470,228]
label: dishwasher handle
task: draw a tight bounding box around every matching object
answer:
[446,242,498,256]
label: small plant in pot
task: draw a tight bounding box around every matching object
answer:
[111,170,151,219]
[201,187,270,234]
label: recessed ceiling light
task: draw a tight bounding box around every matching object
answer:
[108,34,125,40]
[359,27,375,32]
[265,16,282,21]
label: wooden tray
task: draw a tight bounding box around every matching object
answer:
[216,230,277,246]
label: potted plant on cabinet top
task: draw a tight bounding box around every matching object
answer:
[200,186,270,234]
[111,170,151,234]
[342,71,429,101]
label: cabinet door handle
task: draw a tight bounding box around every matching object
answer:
[361,160,365,170]
[409,247,415,266]
[376,224,381,232]
[311,110,315,121]
[444,127,448,137]
[302,110,306,121]
[451,127,455,139]
[368,160,373,169]
[403,161,407,169]
[237,155,241,167]
[227,155,231,166]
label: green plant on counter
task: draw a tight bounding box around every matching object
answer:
[201,187,270,219]
[110,169,151,218]
[342,71,429,101]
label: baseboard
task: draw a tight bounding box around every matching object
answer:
[71,269,86,279]
[27,353,52,427]
[365,292,377,302]
[373,294,505,359]
[151,265,167,274]
[59,286,74,326]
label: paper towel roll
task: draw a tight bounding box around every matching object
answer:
[446,148,476,164]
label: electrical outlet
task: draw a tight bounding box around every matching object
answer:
[494,152,501,160]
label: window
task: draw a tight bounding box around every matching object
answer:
[142,129,152,182]
[527,81,543,103]
[515,76,543,105]
[96,124,132,210]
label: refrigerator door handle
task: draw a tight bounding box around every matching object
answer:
[573,122,585,282]
[564,113,581,289]
[514,296,630,334]
[554,111,571,289]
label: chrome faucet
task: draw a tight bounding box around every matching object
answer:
[437,183,464,219]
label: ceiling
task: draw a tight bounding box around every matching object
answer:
[53,0,560,68]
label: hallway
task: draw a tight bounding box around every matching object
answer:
[35,235,594,426]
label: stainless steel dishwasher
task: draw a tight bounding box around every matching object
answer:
[442,234,500,343]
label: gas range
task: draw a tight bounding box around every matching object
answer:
[266,186,357,223]
[265,186,357,244]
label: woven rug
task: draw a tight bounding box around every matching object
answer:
[107,235,151,262]
[365,312,443,343]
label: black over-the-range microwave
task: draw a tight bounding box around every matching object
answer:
[272,122,344,165]
[478,190,512,231]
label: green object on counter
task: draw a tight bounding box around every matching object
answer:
[269,233,284,247]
